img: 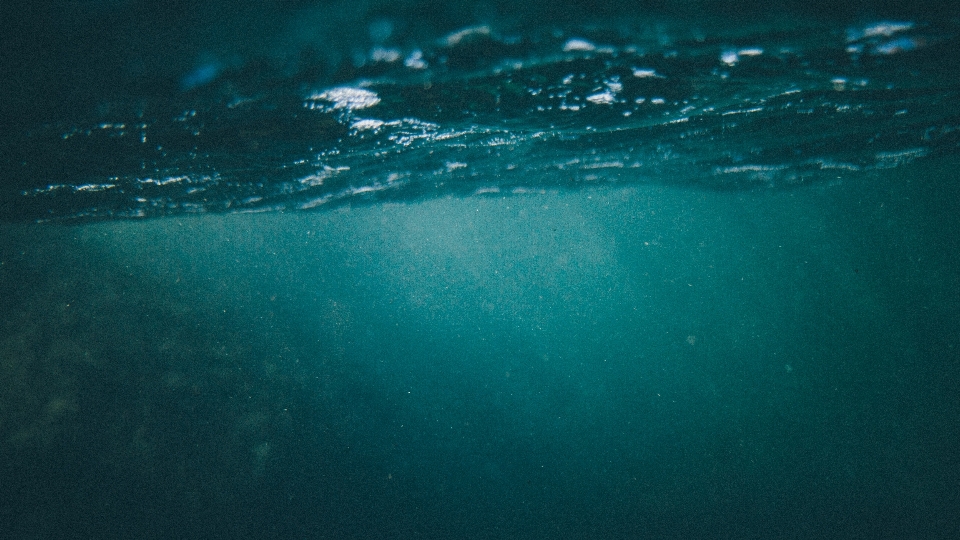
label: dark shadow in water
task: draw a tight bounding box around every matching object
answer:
[0,223,415,539]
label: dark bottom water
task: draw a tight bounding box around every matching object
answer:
[1,157,959,539]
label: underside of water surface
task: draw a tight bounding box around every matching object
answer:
[2,2,959,221]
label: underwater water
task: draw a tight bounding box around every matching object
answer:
[2,1,959,538]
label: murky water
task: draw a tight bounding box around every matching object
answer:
[2,2,959,538]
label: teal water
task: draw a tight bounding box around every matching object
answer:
[2,155,958,538]
[2,1,960,538]
[5,11,960,221]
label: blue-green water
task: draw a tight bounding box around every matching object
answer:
[2,1,960,538]
[4,5,960,221]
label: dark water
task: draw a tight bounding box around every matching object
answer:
[4,3,960,221]
[2,1,960,539]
